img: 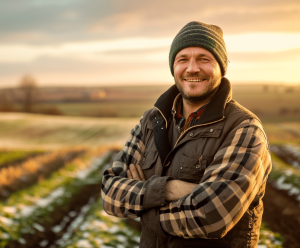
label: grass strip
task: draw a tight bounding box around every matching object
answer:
[0,149,112,247]
[0,150,44,168]
[57,196,140,248]
[258,222,283,248]
[269,152,300,202]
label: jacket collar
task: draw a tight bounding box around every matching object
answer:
[154,77,232,125]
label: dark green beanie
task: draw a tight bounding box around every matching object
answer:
[169,21,228,76]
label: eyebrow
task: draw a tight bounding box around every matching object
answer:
[175,53,209,59]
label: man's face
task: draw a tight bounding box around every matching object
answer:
[173,47,222,104]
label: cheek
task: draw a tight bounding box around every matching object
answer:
[201,64,215,75]
[173,64,185,77]
[173,67,180,78]
[212,63,222,78]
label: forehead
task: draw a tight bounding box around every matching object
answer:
[175,47,214,58]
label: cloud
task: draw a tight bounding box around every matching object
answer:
[1,45,300,87]
[0,55,173,87]
[1,33,300,64]
[1,0,300,86]
[1,0,300,45]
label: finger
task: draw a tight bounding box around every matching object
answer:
[136,164,146,181]
[127,169,133,179]
[130,164,141,181]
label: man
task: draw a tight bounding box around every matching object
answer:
[101,21,272,248]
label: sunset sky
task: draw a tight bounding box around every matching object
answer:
[1,0,300,87]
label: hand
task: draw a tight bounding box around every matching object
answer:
[165,180,198,202]
[127,164,146,181]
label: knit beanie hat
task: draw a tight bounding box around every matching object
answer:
[169,21,228,76]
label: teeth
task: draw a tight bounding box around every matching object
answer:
[185,79,205,82]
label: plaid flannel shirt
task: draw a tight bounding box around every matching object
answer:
[101,116,271,239]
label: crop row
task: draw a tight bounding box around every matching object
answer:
[0,147,286,248]
[0,149,44,169]
[258,222,283,248]
[0,147,86,201]
[55,196,140,248]
[271,144,300,170]
[0,148,112,247]
[269,152,300,203]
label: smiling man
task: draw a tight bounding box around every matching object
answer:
[101,21,272,248]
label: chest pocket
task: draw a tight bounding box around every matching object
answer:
[140,150,159,180]
[178,154,212,183]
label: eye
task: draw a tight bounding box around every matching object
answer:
[200,58,209,62]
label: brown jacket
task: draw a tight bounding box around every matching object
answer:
[102,78,272,248]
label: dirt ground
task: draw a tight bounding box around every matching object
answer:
[263,183,300,248]
[5,178,300,248]
[5,183,102,248]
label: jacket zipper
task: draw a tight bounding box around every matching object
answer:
[199,155,203,166]
[162,115,225,166]
[154,106,168,129]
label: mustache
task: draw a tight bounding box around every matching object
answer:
[182,72,203,76]
[181,73,206,79]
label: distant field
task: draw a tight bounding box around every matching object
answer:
[4,83,300,121]
[44,102,152,118]
[0,113,138,149]
[23,83,300,122]
[0,113,300,151]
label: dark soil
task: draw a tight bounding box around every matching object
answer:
[5,150,116,248]
[271,145,300,169]
[0,152,44,169]
[262,183,300,248]
[0,150,86,201]
[5,182,102,248]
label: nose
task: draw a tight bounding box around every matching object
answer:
[186,58,200,74]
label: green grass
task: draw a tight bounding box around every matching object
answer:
[269,152,300,189]
[0,150,43,167]
[58,196,140,248]
[259,222,283,248]
[0,150,112,247]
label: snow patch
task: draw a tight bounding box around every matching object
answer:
[39,240,48,247]
[2,206,17,215]
[258,245,267,248]
[19,187,65,217]
[0,216,14,226]
[33,223,45,232]
[76,239,93,248]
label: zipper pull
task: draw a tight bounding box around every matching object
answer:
[199,155,202,166]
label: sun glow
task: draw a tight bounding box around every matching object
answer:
[1,33,300,85]
[224,33,300,53]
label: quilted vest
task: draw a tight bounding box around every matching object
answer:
[139,78,268,248]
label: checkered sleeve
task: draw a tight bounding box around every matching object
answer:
[160,119,272,239]
[101,117,170,218]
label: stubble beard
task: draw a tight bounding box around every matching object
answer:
[175,77,220,105]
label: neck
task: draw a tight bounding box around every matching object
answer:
[182,99,209,119]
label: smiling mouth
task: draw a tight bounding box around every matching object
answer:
[184,78,206,82]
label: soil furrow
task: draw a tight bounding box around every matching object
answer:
[5,182,102,248]
[0,150,86,201]
[262,183,300,248]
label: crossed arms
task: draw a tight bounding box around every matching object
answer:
[101,117,271,238]
[127,163,197,202]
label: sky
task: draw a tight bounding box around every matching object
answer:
[1,0,300,87]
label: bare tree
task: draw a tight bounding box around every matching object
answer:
[19,75,38,113]
[0,89,15,112]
